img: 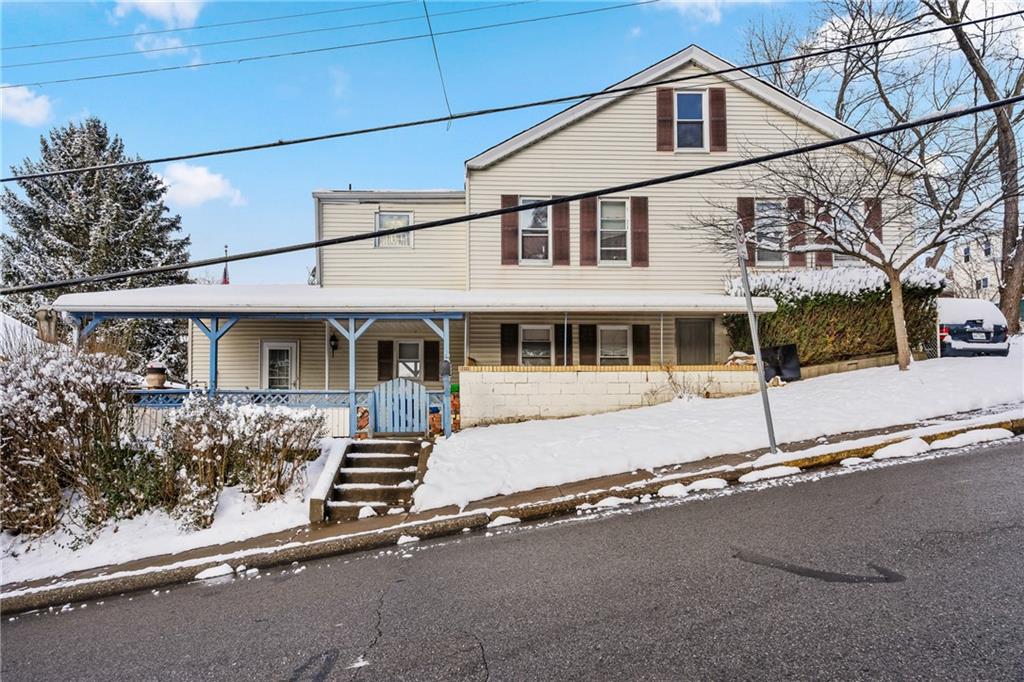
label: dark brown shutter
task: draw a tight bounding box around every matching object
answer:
[656,88,674,151]
[554,323,573,365]
[578,324,597,365]
[500,194,518,265]
[814,201,833,267]
[631,197,649,267]
[865,198,883,258]
[500,324,519,366]
[632,325,651,365]
[552,197,570,266]
[377,340,394,381]
[580,197,597,266]
[423,340,440,381]
[787,197,806,267]
[709,88,727,152]
[737,197,756,263]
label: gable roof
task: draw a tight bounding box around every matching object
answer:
[466,45,895,171]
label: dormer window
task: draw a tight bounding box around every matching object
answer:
[675,91,706,150]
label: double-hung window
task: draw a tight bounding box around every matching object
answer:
[598,326,631,366]
[519,198,551,263]
[963,246,972,263]
[831,201,866,266]
[375,212,412,248]
[599,199,629,263]
[675,91,706,150]
[395,340,423,379]
[754,200,786,266]
[519,325,553,366]
[982,240,992,257]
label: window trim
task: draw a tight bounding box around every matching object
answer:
[673,89,709,153]
[517,197,552,266]
[394,339,424,380]
[374,211,414,249]
[753,198,788,267]
[518,324,554,366]
[597,198,631,266]
[259,339,299,390]
[597,325,632,366]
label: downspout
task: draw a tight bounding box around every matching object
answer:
[563,312,569,365]
[659,313,664,364]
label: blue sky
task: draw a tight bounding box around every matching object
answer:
[1,1,809,284]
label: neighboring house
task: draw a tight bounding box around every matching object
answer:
[52,46,909,435]
[944,233,1001,302]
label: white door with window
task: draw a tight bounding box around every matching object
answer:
[261,341,298,390]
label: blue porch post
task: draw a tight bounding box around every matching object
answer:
[191,317,238,397]
[326,317,376,437]
[442,317,452,438]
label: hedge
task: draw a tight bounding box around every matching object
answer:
[724,269,942,367]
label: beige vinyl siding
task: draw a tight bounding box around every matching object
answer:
[189,319,465,391]
[466,63,908,291]
[319,198,467,288]
[189,320,327,389]
[466,312,730,365]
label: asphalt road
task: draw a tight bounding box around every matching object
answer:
[4,438,1023,681]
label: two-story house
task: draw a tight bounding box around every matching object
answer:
[53,46,905,436]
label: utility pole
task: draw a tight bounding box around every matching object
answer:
[735,221,779,454]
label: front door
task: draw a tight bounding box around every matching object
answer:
[675,319,714,365]
[261,341,298,389]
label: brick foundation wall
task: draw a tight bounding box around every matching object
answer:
[458,365,758,427]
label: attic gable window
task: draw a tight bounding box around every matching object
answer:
[374,212,413,248]
[675,91,706,150]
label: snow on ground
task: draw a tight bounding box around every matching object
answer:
[872,437,931,460]
[486,515,521,528]
[929,428,1013,450]
[737,465,802,483]
[194,563,233,580]
[414,344,1023,511]
[1,439,345,585]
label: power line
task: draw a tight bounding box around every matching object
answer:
[422,0,455,124]
[4,0,540,69]
[1,1,413,51]
[3,8,1019,184]
[2,0,663,89]
[4,92,1021,297]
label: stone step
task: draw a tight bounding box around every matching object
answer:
[340,468,416,486]
[348,440,422,456]
[334,484,413,504]
[344,455,418,469]
[325,500,390,522]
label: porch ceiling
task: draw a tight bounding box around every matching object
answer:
[51,284,777,316]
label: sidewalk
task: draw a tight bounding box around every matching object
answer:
[3,407,1021,614]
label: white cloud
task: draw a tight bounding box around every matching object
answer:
[629,26,643,38]
[132,32,188,58]
[159,162,245,208]
[1,85,53,126]
[328,66,350,99]
[660,0,725,25]
[114,1,205,29]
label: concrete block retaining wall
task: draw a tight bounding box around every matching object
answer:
[458,365,758,427]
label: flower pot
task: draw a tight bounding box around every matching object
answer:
[145,367,167,389]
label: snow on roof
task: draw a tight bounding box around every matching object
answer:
[729,267,945,302]
[51,284,777,315]
[1,312,41,346]
[937,298,1007,328]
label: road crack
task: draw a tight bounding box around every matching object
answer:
[467,631,490,681]
[350,585,390,679]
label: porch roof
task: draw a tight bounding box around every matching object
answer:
[52,284,776,316]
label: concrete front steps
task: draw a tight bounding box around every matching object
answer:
[325,440,430,522]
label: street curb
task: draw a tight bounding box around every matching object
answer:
[3,416,1022,615]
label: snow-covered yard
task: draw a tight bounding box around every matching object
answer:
[1,440,345,585]
[413,342,1023,511]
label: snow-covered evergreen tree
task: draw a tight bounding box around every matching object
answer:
[1,117,191,376]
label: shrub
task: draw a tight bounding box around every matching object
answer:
[0,343,142,534]
[724,268,943,366]
[155,398,324,528]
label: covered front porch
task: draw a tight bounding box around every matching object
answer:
[55,286,466,438]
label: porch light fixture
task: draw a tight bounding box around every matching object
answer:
[329,333,339,356]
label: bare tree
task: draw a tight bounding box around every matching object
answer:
[919,0,1023,331]
[744,0,1023,330]
[696,138,997,370]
